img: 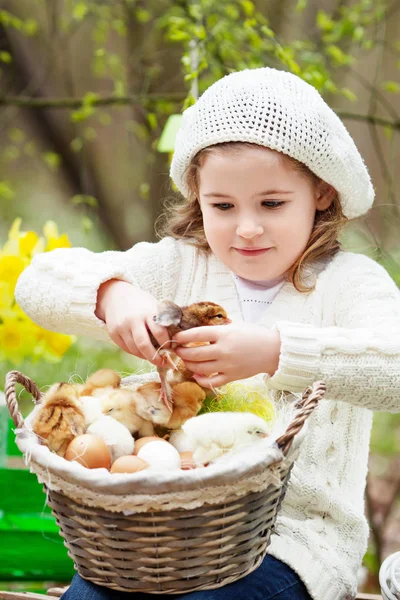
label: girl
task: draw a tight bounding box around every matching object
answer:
[16,67,400,600]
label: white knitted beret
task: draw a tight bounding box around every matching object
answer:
[170,68,374,219]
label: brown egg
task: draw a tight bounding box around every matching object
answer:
[110,455,149,474]
[133,436,168,455]
[180,451,196,470]
[65,434,111,469]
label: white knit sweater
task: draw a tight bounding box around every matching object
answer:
[15,237,400,600]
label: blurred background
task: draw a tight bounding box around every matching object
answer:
[0,0,399,595]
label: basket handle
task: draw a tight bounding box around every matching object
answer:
[5,370,42,429]
[275,381,326,457]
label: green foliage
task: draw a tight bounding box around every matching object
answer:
[42,152,61,170]
[370,412,400,456]
[156,0,394,102]
[71,194,98,207]
[382,80,400,93]
[73,2,89,22]
[377,253,400,287]
[0,10,38,35]
[0,181,15,201]
[363,546,380,575]
[0,51,12,64]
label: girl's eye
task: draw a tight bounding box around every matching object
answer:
[262,201,285,209]
[213,203,233,211]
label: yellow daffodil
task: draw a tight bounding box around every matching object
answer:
[0,318,38,365]
[0,282,14,311]
[45,233,71,252]
[1,217,22,256]
[8,217,22,241]
[0,255,26,288]
[39,329,75,357]
[0,218,75,365]
[19,230,40,257]
[3,218,42,259]
[43,220,58,239]
[43,221,71,252]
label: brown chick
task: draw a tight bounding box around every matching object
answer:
[101,388,156,437]
[151,300,231,411]
[32,383,86,457]
[166,381,206,429]
[125,379,206,430]
[78,368,121,397]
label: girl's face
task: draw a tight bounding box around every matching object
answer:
[198,145,333,282]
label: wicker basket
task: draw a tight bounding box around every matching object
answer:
[5,370,325,595]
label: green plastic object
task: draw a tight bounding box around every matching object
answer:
[0,468,74,581]
[157,114,182,152]
[7,417,21,457]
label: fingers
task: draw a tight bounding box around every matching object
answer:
[174,326,220,346]
[134,321,164,366]
[109,331,145,359]
[145,315,171,349]
[109,332,132,355]
[175,345,216,362]
[183,360,219,376]
[108,322,163,365]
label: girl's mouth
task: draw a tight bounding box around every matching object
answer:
[234,247,271,257]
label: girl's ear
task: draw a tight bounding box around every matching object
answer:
[316,181,336,211]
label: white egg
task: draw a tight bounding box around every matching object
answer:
[169,429,194,453]
[87,416,134,462]
[137,441,181,470]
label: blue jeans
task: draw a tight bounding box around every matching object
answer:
[61,555,312,600]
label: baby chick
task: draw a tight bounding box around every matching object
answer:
[152,300,231,411]
[132,381,172,425]
[86,416,135,463]
[31,383,86,457]
[181,412,270,466]
[101,387,158,437]
[131,379,206,430]
[78,368,121,397]
[166,381,206,429]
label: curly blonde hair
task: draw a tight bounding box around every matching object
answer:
[158,143,348,292]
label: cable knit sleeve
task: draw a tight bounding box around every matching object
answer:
[15,237,184,342]
[268,254,400,412]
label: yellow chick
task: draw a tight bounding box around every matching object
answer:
[101,388,156,437]
[78,368,121,397]
[182,412,270,466]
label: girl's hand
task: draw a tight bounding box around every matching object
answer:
[174,323,281,388]
[95,279,170,366]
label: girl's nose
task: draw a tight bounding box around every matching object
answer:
[236,220,264,239]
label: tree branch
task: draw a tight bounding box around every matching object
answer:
[0,93,184,109]
[0,95,399,130]
[336,112,400,130]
